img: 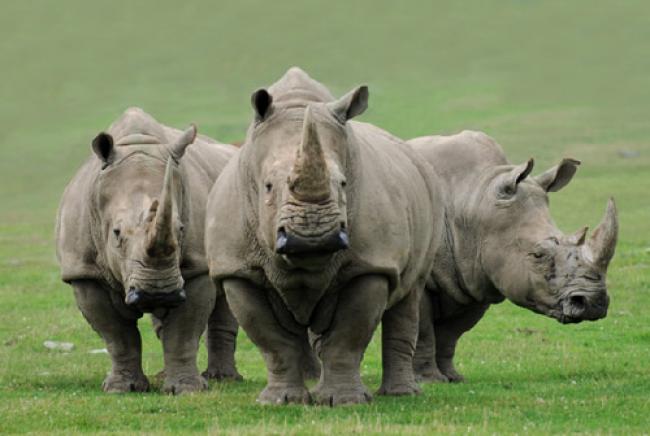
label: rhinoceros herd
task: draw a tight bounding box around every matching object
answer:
[56,67,618,405]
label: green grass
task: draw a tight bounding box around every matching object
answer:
[1,0,649,433]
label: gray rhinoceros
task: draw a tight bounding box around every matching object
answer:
[56,108,241,394]
[408,130,618,382]
[205,67,442,405]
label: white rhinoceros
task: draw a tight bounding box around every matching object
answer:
[205,68,443,405]
[56,108,241,394]
[409,130,617,382]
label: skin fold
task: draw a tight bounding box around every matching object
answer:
[408,130,618,383]
[205,68,443,405]
[56,108,241,394]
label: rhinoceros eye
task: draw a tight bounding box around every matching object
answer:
[341,180,347,188]
[113,228,121,238]
[265,182,273,193]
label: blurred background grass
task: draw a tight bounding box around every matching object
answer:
[0,0,648,433]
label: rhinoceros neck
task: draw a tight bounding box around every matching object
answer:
[430,173,502,305]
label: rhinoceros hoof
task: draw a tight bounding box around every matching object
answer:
[437,359,464,383]
[439,367,464,383]
[377,380,422,396]
[310,383,372,406]
[415,366,450,383]
[257,384,311,405]
[102,371,150,393]
[163,375,208,395]
[202,366,243,382]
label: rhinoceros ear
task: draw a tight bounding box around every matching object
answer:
[169,124,197,161]
[327,85,369,123]
[534,158,580,192]
[500,158,535,196]
[92,132,114,167]
[251,89,273,122]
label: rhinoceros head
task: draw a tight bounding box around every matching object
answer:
[246,85,368,270]
[90,125,197,311]
[476,158,618,323]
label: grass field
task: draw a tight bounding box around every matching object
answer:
[1,1,649,434]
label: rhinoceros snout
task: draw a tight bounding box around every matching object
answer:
[560,291,609,323]
[124,287,187,311]
[275,226,349,255]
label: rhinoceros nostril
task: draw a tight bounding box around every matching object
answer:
[276,227,288,253]
[569,294,587,309]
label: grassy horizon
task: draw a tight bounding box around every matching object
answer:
[1,1,649,434]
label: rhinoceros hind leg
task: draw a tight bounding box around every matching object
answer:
[434,303,490,383]
[223,278,310,405]
[377,286,422,396]
[203,293,243,381]
[310,275,388,406]
[159,275,215,395]
[71,279,148,393]
[413,290,448,383]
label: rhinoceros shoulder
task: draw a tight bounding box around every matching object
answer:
[56,156,103,283]
[343,121,442,307]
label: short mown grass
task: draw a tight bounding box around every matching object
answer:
[1,1,649,433]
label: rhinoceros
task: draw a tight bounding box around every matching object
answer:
[408,130,618,382]
[56,108,241,394]
[205,67,442,405]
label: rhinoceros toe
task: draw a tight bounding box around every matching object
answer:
[377,379,422,396]
[257,384,311,405]
[414,366,450,384]
[163,374,208,395]
[202,366,243,382]
[437,359,465,383]
[102,371,150,393]
[310,383,372,406]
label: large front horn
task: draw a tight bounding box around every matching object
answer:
[288,106,331,203]
[586,198,618,270]
[148,158,176,254]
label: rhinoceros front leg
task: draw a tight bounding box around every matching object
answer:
[71,279,149,393]
[223,278,310,405]
[377,286,422,396]
[434,303,489,382]
[203,292,242,381]
[159,274,215,395]
[413,291,448,383]
[310,274,388,406]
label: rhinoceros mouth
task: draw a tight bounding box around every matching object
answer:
[124,288,186,311]
[275,226,349,256]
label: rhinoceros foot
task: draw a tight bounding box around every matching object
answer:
[202,366,243,382]
[377,379,422,396]
[162,374,208,395]
[102,371,150,393]
[437,358,464,383]
[414,365,450,383]
[310,383,372,406]
[257,384,311,405]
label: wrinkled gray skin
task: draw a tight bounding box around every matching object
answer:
[206,68,441,405]
[408,131,618,383]
[56,108,241,394]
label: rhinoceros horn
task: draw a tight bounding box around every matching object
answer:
[288,106,331,203]
[586,198,618,270]
[148,158,177,254]
[169,124,197,161]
